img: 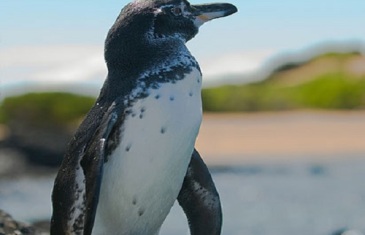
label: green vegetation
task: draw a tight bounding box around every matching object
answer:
[0,92,95,126]
[202,73,365,112]
[202,53,365,112]
[291,73,365,109]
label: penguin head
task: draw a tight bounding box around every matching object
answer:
[105,0,237,70]
[108,0,237,43]
[150,0,238,41]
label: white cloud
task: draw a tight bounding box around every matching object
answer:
[1,44,274,88]
[1,45,105,83]
[34,55,105,83]
[0,44,280,98]
[199,49,276,78]
[0,45,106,98]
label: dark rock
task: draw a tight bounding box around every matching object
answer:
[0,210,50,235]
[0,121,73,168]
[332,228,364,235]
[1,135,65,168]
[0,210,36,235]
[0,147,57,178]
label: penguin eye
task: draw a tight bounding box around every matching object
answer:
[171,7,182,16]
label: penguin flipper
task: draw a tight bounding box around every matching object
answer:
[80,105,119,235]
[177,149,222,235]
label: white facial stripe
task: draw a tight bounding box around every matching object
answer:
[194,11,226,27]
[194,17,205,27]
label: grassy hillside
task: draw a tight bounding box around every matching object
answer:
[0,93,96,166]
[0,92,95,126]
[202,52,365,112]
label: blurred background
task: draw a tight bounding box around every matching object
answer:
[1,0,365,234]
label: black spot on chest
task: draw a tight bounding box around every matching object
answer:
[125,144,132,152]
[132,197,137,205]
[138,208,145,216]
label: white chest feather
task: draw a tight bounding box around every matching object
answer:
[93,68,202,235]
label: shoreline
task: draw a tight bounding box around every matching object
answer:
[196,110,365,165]
[1,110,364,166]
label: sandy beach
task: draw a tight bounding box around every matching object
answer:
[196,111,365,164]
[1,111,364,165]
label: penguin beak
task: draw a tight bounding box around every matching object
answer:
[192,3,238,27]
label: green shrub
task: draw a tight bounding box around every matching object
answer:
[202,74,365,112]
[290,73,365,109]
[0,93,96,126]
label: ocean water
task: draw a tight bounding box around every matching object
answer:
[1,156,365,235]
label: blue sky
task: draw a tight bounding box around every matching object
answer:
[1,0,365,96]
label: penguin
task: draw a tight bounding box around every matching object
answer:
[51,1,237,234]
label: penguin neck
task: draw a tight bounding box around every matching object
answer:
[102,33,194,103]
[105,33,187,76]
